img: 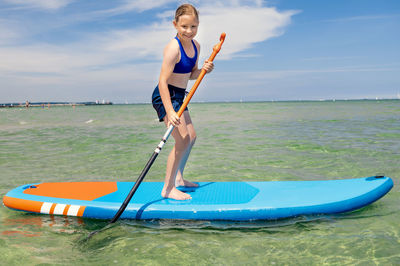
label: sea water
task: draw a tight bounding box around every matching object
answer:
[1,101,399,265]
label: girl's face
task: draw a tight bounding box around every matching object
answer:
[173,14,199,41]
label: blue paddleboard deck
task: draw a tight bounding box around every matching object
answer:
[3,176,393,221]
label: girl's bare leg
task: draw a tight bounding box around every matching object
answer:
[175,111,198,187]
[161,113,192,200]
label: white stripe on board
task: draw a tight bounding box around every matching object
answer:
[53,204,67,215]
[67,205,81,216]
[40,202,52,214]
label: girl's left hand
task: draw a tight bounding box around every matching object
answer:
[202,60,214,73]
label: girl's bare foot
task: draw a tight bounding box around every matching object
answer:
[175,178,199,187]
[162,186,192,200]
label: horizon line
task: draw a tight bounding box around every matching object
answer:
[2,97,400,107]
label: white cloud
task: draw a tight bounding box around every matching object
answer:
[3,0,74,10]
[0,0,299,102]
[100,3,298,61]
[324,14,399,23]
[1,1,297,71]
[0,19,20,44]
[196,4,298,60]
[94,0,176,15]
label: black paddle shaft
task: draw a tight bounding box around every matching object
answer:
[110,151,158,223]
[110,123,173,223]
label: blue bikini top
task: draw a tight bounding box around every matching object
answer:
[173,36,198,74]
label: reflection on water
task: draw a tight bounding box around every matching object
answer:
[2,214,86,237]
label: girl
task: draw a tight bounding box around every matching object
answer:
[152,4,214,200]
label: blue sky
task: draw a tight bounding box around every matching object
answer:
[0,0,399,103]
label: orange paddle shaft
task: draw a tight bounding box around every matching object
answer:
[177,32,226,117]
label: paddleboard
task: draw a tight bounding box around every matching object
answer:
[3,176,393,221]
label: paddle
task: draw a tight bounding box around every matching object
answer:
[109,33,226,223]
[84,33,226,241]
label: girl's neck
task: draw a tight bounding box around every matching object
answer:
[176,34,193,45]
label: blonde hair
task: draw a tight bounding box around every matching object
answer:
[174,4,199,22]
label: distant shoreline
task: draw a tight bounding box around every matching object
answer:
[1,98,399,108]
[0,101,113,108]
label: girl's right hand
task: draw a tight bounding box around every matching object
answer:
[202,60,214,73]
[167,111,181,127]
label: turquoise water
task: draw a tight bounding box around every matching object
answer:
[1,101,399,265]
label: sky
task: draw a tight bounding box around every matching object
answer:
[0,0,399,103]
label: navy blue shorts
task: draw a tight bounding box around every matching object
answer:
[152,84,188,122]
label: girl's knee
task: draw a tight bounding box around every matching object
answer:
[175,134,191,151]
[190,134,196,146]
[188,128,196,145]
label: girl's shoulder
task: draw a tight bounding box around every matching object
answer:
[163,38,180,56]
[192,39,200,50]
[166,38,180,49]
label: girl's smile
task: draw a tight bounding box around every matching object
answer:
[174,14,199,42]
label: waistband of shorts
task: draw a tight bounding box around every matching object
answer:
[167,84,186,94]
